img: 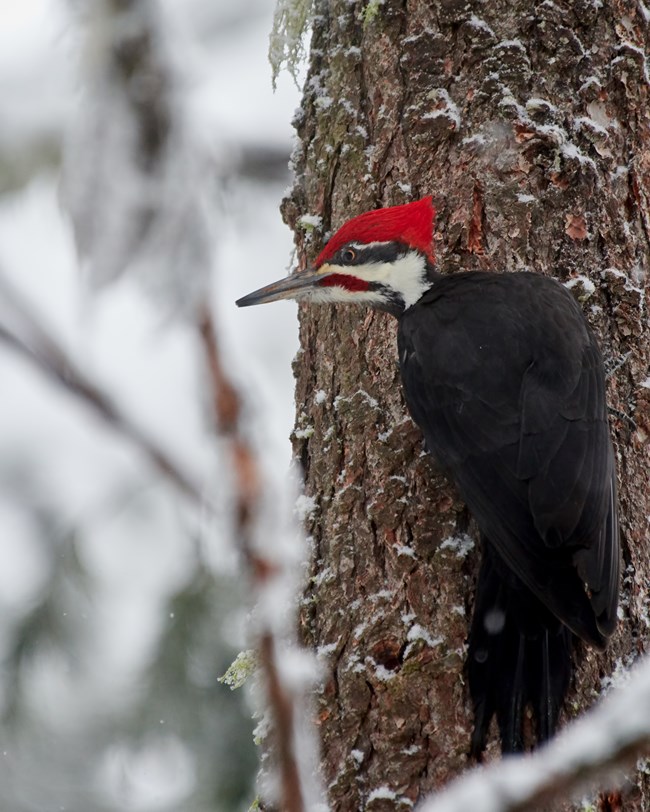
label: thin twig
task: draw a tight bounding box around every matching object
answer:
[197,303,308,812]
[0,277,204,507]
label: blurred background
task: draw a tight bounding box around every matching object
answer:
[0,1,301,809]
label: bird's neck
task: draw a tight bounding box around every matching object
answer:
[424,258,441,287]
[380,257,437,318]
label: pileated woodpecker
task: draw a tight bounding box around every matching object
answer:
[236,197,619,755]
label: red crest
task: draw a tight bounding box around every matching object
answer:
[315,196,436,267]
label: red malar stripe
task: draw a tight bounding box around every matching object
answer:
[319,274,370,292]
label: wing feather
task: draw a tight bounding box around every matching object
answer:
[398,272,618,645]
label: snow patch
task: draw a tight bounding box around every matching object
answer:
[294,494,318,520]
[334,390,379,410]
[407,624,444,648]
[368,786,397,802]
[439,535,475,558]
[467,15,495,37]
[462,133,488,147]
[298,213,323,231]
[353,621,368,639]
[497,38,528,54]
[561,142,597,170]
[423,88,461,129]
[579,75,603,94]
[600,654,637,694]
[313,566,335,587]
[277,646,321,692]
[372,589,395,602]
[615,41,650,84]
[401,744,421,755]
[316,640,339,658]
[526,97,558,114]
[372,663,398,682]
[396,545,417,559]
[564,275,596,298]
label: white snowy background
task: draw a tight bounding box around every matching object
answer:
[0,1,300,809]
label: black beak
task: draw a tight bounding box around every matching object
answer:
[236,268,329,307]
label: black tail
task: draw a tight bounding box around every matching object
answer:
[467,539,573,756]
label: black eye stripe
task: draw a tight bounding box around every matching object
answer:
[337,242,408,265]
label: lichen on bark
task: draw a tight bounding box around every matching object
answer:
[269,0,314,88]
[281,0,650,808]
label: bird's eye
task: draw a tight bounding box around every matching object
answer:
[342,247,357,264]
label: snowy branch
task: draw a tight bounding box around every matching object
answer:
[62,2,322,808]
[420,655,650,812]
[63,0,211,313]
[197,305,322,812]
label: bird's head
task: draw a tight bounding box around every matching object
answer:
[236,197,436,316]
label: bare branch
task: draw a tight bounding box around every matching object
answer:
[420,656,650,812]
[0,273,204,506]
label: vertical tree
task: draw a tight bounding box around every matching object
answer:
[281,0,650,808]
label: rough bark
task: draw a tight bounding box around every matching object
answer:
[281,1,650,809]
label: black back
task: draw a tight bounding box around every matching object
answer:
[397,271,619,749]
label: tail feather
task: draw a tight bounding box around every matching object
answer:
[468,539,573,756]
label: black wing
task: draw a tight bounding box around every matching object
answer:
[398,272,618,647]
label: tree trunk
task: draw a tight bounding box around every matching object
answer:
[282,1,650,808]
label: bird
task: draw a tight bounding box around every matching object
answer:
[236,196,619,755]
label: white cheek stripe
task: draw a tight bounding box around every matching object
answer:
[317,252,429,309]
[356,253,429,308]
